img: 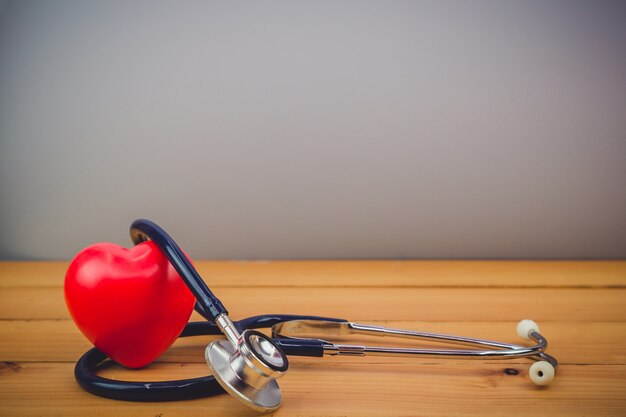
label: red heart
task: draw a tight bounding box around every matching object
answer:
[64,241,196,368]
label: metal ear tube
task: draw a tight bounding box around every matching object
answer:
[271,318,558,386]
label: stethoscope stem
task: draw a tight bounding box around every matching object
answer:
[215,313,243,347]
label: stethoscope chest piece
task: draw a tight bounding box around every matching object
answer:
[206,329,288,412]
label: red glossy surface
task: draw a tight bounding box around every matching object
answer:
[64,241,195,368]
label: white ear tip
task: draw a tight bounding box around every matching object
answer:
[517,319,540,340]
[529,361,555,385]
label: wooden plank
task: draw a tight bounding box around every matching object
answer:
[0,362,624,417]
[1,286,625,322]
[1,261,624,417]
[1,261,625,288]
[0,262,69,287]
[0,320,623,365]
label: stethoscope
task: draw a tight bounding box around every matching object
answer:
[75,219,558,412]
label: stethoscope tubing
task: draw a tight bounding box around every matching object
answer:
[130,219,228,321]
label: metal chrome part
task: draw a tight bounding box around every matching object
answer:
[207,314,289,413]
[249,334,285,367]
[215,314,242,346]
[272,320,558,367]
[206,340,282,412]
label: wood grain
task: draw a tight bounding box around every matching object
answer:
[0,261,625,417]
[1,286,625,322]
[1,362,625,417]
[1,261,625,288]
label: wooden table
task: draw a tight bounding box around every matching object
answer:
[1,261,625,416]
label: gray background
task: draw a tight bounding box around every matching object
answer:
[1,1,625,260]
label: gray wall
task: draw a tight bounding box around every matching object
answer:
[1,1,625,260]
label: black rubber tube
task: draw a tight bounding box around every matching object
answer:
[130,219,228,320]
